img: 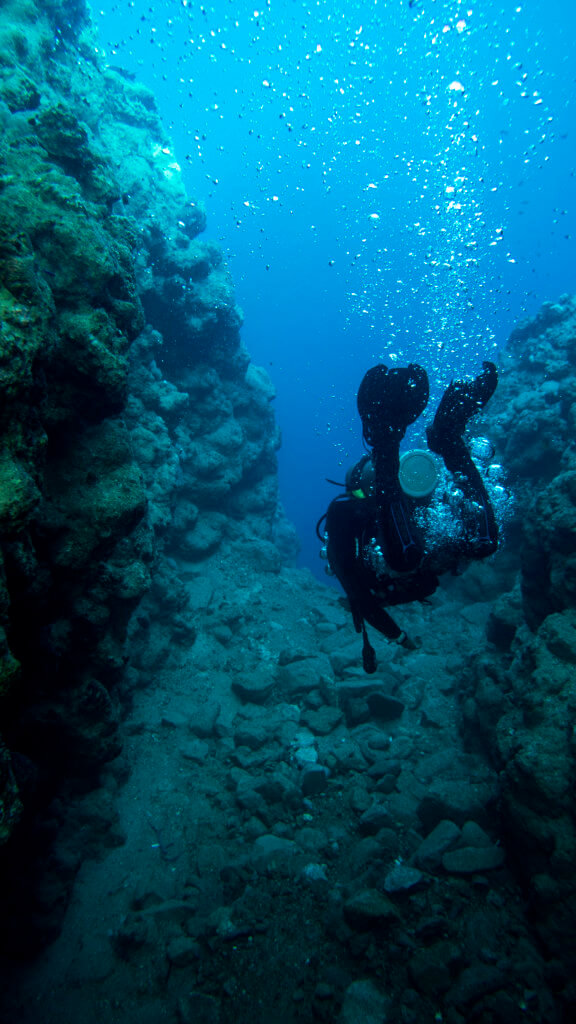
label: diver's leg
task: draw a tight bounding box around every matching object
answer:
[357,364,429,571]
[426,361,497,450]
[357,363,429,451]
[427,361,499,556]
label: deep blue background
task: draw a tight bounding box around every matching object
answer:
[92,0,575,574]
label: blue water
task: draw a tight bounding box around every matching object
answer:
[93,0,576,574]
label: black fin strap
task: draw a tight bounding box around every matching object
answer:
[361,622,377,674]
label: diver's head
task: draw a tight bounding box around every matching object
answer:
[345,454,374,498]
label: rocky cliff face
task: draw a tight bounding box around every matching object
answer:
[467,295,576,975]
[1,0,576,1014]
[0,0,295,943]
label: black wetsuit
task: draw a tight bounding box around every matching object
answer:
[322,361,499,673]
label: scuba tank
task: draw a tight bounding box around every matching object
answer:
[346,449,439,502]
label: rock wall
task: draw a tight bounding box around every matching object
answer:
[0,0,295,947]
[465,295,576,979]
[1,0,575,999]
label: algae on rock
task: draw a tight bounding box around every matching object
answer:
[0,0,295,919]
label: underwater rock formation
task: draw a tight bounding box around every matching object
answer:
[468,295,576,981]
[489,296,576,509]
[0,0,151,869]
[0,0,295,948]
[0,0,575,1015]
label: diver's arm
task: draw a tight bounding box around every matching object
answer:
[325,497,409,645]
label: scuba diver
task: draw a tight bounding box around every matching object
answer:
[317,361,500,673]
